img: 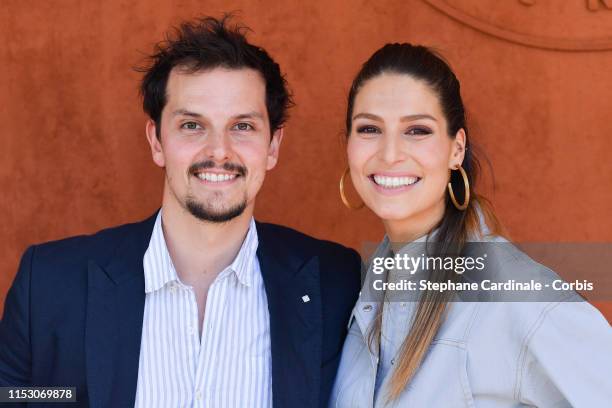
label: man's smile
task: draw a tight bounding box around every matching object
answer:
[193,170,241,186]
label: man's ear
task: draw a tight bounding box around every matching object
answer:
[146,120,165,168]
[449,128,466,169]
[266,127,284,170]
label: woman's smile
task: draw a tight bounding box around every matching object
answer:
[368,172,422,195]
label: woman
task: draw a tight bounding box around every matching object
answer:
[330,43,612,407]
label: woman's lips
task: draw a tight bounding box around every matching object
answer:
[369,173,421,195]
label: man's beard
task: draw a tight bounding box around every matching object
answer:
[183,159,249,223]
[185,194,248,223]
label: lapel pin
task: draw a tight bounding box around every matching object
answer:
[301,295,310,303]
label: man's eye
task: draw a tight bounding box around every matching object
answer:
[356,125,380,134]
[232,122,254,131]
[181,122,201,130]
[406,127,432,136]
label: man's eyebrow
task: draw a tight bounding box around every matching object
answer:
[171,110,265,120]
[172,109,203,118]
[233,111,265,121]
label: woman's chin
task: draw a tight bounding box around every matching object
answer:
[370,205,420,223]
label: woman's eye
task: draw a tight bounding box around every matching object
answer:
[232,122,254,131]
[356,125,380,134]
[181,122,201,130]
[406,127,432,136]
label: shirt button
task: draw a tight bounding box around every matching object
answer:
[400,302,407,307]
[195,391,202,400]
[169,284,177,294]
[391,358,396,365]
[363,304,373,312]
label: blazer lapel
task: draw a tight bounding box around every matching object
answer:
[85,212,157,408]
[256,223,323,408]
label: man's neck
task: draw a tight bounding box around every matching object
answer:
[160,196,254,286]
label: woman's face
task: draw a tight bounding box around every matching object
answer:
[347,73,465,235]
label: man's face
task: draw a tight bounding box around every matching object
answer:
[146,67,283,223]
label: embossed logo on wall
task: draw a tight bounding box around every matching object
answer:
[424,0,612,51]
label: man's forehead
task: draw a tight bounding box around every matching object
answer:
[165,67,267,113]
[170,108,265,121]
[167,66,265,92]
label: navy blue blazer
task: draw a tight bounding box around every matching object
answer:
[0,211,362,407]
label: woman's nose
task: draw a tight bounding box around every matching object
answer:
[380,133,406,165]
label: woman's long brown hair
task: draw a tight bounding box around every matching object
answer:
[345,43,503,402]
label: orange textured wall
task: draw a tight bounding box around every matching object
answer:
[1,0,611,320]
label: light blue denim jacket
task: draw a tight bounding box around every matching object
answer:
[330,233,612,407]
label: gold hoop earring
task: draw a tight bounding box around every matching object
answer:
[340,167,364,210]
[447,165,470,211]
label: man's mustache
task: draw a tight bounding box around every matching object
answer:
[188,160,247,177]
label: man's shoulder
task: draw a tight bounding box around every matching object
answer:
[255,221,359,260]
[256,222,362,295]
[29,212,157,267]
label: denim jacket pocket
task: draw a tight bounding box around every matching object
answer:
[376,340,476,408]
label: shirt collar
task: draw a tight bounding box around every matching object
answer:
[143,211,178,293]
[143,211,259,294]
[226,217,259,287]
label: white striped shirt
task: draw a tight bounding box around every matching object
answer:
[134,212,272,408]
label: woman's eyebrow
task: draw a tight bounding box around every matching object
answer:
[400,114,437,122]
[352,112,437,122]
[352,112,383,121]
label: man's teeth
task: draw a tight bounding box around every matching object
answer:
[373,175,419,188]
[196,172,237,182]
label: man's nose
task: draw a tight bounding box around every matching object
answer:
[202,130,230,161]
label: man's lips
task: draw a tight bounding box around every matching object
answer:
[188,160,247,178]
[193,170,240,184]
[188,160,247,186]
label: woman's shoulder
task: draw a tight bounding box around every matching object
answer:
[457,259,609,354]
[464,233,571,299]
[454,233,607,343]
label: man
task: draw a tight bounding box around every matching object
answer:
[0,16,361,407]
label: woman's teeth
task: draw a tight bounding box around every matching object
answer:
[373,175,419,188]
[196,172,237,182]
